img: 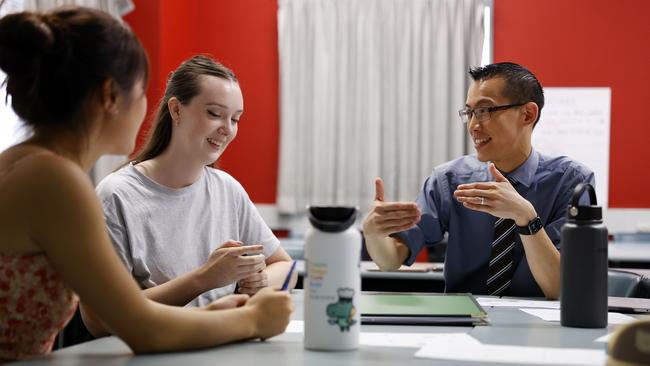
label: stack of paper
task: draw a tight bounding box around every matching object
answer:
[360,292,488,326]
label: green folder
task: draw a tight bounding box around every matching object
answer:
[360,292,488,326]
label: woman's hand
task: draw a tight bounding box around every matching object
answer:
[237,271,269,295]
[203,293,250,311]
[195,241,266,291]
[245,287,293,340]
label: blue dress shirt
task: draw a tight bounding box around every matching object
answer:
[394,149,595,297]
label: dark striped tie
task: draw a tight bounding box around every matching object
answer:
[487,217,516,295]
[486,176,519,295]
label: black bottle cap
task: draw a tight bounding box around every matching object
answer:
[308,206,357,232]
[567,183,602,222]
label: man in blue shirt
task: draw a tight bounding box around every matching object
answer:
[363,62,594,299]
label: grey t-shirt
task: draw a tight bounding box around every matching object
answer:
[96,164,280,307]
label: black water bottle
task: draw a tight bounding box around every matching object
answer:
[560,183,608,328]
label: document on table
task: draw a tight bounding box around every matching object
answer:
[476,297,560,309]
[285,320,304,334]
[283,320,479,348]
[415,342,606,365]
[360,332,479,348]
[594,334,611,343]
[520,308,637,325]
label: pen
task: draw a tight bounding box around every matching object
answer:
[280,260,297,291]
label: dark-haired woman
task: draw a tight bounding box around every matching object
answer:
[90,56,295,320]
[0,7,292,361]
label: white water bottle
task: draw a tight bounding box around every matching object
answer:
[303,206,361,351]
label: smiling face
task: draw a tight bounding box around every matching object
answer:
[173,75,243,166]
[465,77,534,172]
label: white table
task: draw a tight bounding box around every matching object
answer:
[14,290,646,366]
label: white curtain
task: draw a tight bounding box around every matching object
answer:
[23,0,133,17]
[277,0,485,214]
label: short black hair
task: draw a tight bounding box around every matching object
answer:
[469,62,544,124]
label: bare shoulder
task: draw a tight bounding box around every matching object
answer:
[2,147,98,224]
[0,147,99,253]
[5,149,93,197]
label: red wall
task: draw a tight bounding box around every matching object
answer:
[494,0,650,207]
[125,0,650,208]
[123,0,161,152]
[124,0,280,203]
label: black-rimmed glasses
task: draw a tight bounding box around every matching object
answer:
[458,102,526,124]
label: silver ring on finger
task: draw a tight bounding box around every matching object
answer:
[480,197,485,205]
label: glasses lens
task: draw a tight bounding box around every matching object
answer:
[474,107,490,121]
[459,109,471,124]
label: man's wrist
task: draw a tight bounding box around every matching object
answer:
[514,204,537,226]
[517,216,544,235]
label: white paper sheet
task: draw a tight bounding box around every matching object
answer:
[285,320,304,333]
[476,297,560,309]
[360,332,480,348]
[415,342,606,365]
[520,308,637,325]
[284,320,480,348]
[594,334,611,343]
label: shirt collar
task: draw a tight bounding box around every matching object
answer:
[499,149,539,188]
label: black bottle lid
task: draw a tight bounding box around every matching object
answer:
[308,206,357,232]
[567,183,602,223]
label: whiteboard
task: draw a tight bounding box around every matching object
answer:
[532,87,611,208]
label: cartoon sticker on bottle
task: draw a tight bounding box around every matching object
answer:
[326,287,357,331]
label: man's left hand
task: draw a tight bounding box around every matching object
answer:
[453,163,537,226]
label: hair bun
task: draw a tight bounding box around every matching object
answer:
[0,12,55,75]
